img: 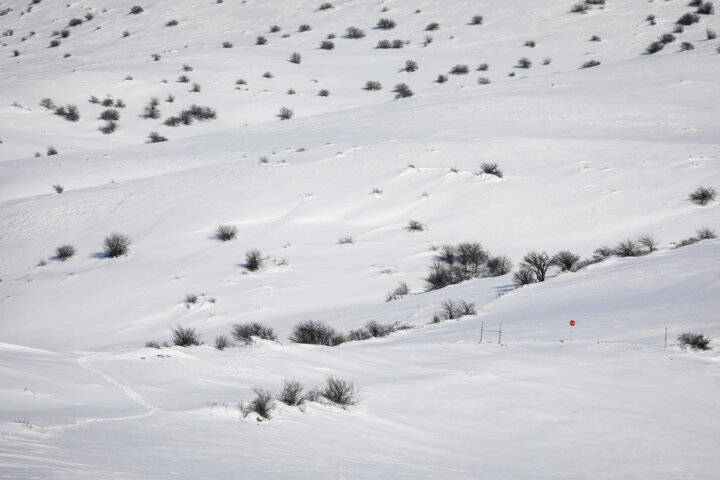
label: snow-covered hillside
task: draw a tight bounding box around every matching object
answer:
[1,0,719,478]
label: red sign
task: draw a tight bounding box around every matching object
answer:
[569,320,576,326]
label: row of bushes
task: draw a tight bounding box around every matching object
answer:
[242,376,358,420]
[425,242,512,291]
[512,227,717,287]
[154,319,410,350]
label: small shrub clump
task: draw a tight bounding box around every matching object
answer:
[231,322,277,342]
[376,18,396,29]
[470,15,483,25]
[405,59,419,72]
[365,80,382,90]
[322,376,358,407]
[479,162,503,177]
[386,281,410,301]
[677,332,711,351]
[129,6,144,15]
[278,107,293,120]
[677,13,700,25]
[214,335,231,350]
[146,132,168,143]
[215,224,238,241]
[244,249,264,271]
[55,244,76,261]
[279,380,305,406]
[450,64,470,75]
[171,326,200,347]
[394,83,414,98]
[244,388,274,419]
[689,186,716,206]
[580,60,601,68]
[320,39,335,49]
[103,232,131,258]
[289,320,340,346]
[345,26,366,39]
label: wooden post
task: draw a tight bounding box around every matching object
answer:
[480,321,484,343]
[498,322,502,344]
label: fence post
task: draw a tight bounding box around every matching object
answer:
[498,323,502,344]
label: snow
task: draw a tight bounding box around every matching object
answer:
[1,0,719,478]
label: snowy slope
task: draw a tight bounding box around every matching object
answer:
[1,0,719,478]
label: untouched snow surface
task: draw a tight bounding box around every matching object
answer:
[1,0,719,478]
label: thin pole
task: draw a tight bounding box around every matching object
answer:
[665,327,667,348]
[571,326,574,344]
[498,322,502,344]
[480,322,484,343]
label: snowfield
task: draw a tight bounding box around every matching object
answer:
[1,0,719,478]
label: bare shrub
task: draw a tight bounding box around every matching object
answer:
[278,107,293,120]
[289,52,301,64]
[129,6,144,15]
[345,26,365,39]
[386,281,410,301]
[520,251,551,281]
[406,220,424,231]
[707,28,717,39]
[298,24,311,32]
[580,60,601,68]
[53,184,64,193]
[99,109,120,121]
[215,335,231,350]
[426,22,439,31]
[450,64,470,75]
[55,245,76,261]
[487,255,512,276]
[320,40,334,49]
[289,320,338,346]
[246,387,274,419]
[99,121,118,135]
[638,234,659,253]
[146,132,167,143]
[646,41,665,54]
[244,249,264,271]
[677,332,711,350]
[479,162,503,177]
[697,2,715,14]
[513,267,536,286]
[365,80,382,90]
[322,376,358,407]
[231,322,277,342]
[337,235,354,245]
[470,15,483,25]
[614,239,643,257]
[376,18,396,29]
[518,57,532,69]
[677,13,700,25]
[551,251,580,271]
[55,104,80,122]
[318,89,330,96]
[256,36,267,45]
[319,2,333,10]
[571,3,590,14]
[394,83,414,99]
[405,59,419,72]
[171,326,200,347]
[280,380,305,406]
[103,233,131,258]
[696,227,717,240]
[689,186,716,206]
[47,146,58,155]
